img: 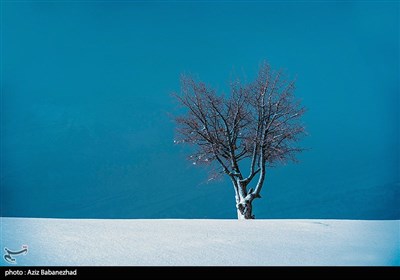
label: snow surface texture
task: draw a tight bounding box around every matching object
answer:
[1,218,399,266]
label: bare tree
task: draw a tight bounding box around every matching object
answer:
[173,63,306,219]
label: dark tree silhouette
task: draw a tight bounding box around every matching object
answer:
[173,63,306,219]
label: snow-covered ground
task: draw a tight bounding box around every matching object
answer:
[1,218,398,266]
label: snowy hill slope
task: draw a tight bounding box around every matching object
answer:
[1,218,398,266]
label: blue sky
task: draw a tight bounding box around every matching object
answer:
[1,1,399,219]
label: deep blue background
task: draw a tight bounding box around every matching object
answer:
[1,1,399,219]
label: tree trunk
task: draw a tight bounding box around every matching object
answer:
[233,180,258,220]
[235,180,255,220]
[236,199,254,219]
